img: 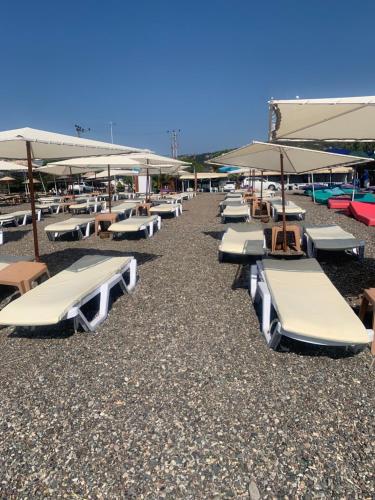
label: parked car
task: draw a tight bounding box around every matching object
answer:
[242,177,281,191]
[223,182,236,192]
[69,182,95,193]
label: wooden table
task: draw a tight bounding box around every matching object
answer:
[95,212,118,235]
[271,224,301,252]
[0,261,50,294]
[359,288,375,355]
[136,203,151,216]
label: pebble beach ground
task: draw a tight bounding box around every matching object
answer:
[0,193,374,498]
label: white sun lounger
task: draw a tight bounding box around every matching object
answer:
[218,224,266,261]
[0,255,137,333]
[108,215,161,238]
[270,199,305,221]
[149,203,182,217]
[303,225,365,260]
[0,210,42,227]
[221,205,250,223]
[45,216,95,241]
[110,203,137,218]
[69,200,103,214]
[249,258,372,349]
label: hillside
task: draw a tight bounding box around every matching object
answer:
[178,149,232,173]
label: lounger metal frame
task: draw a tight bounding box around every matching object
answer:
[112,216,161,239]
[66,258,137,332]
[150,204,182,217]
[46,219,95,241]
[0,210,42,227]
[271,205,305,222]
[221,208,250,224]
[249,260,373,350]
[303,232,365,261]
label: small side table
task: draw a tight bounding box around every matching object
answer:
[359,288,375,355]
[0,261,50,294]
[271,225,301,252]
[95,212,118,235]
[136,203,151,216]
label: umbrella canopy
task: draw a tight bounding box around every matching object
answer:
[0,127,148,261]
[208,141,371,173]
[269,96,375,142]
[127,152,190,166]
[0,176,16,182]
[0,160,30,172]
[37,164,105,176]
[209,141,372,252]
[0,127,147,159]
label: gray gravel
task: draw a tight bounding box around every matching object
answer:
[0,193,374,498]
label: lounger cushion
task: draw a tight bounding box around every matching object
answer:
[0,255,132,326]
[262,258,369,344]
[45,217,94,232]
[149,204,178,213]
[220,225,265,255]
[222,206,249,216]
[109,216,158,232]
[304,224,362,250]
[349,202,375,226]
[111,203,137,213]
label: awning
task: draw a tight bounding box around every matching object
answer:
[269,96,375,141]
[179,172,228,180]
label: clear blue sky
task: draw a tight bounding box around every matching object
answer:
[2,0,375,155]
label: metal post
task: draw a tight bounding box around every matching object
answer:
[312,172,315,203]
[260,170,264,202]
[26,141,40,262]
[146,167,150,202]
[108,165,112,212]
[268,102,273,141]
[280,152,287,253]
[194,167,198,193]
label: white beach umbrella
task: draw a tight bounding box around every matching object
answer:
[0,127,147,260]
[269,96,375,142]
[209,141,372,252]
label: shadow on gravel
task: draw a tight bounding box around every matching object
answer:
[40,248,160,274]
[231,264,249,289]
[278,336,364,359]
[203,230,224,240]
[3,229,31,242]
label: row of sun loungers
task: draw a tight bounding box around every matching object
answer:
[218,224,364,260]
[217,193,373,351]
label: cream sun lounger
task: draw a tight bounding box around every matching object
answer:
[45,216,95,241]
[0,255,137,333]
[270,199,305,221]
[149,203,182,217]
[219,199,244,212]
[69,200,103,214]
[303,224,365,260]
[109,215,161,238]
[221,205,250,223]
[110,203,137,218]
[0,210,42,227]
[249,258,372,350]
[218,224,266,261]
[225,193,243,199]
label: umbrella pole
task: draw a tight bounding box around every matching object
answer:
[146,167,150,202]
[248,168,251,191]
[194,167,197,193]
[260,171,263,203]
[26,141,40,262]
[108,165,112,212]
[69,167,75,200]
[280,152,287,253]
[352,167,356,201]
[7,183,10,195]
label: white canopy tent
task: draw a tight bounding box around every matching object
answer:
[209,141,372,251]
[269,96,375,142]
[0,127,148,260]
[0,160,30,172]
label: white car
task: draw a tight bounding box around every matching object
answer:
[223,182,236,192]
[242,177,281,191]
[70,182,95,193]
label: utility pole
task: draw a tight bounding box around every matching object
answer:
[167,129,181,158]
[74,124,91,138]
[109,121,116,143]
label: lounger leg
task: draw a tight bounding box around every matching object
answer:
[148,221,154,237]
[157,216,161,230]
[306,235,314,258]
[249,264,258,299]
[257,281,271,339]
[0,231,3,245]
[120,258,137,293]
[269,322,282,350]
